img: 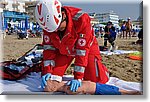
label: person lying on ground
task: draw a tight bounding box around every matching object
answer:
[44,80,142,95]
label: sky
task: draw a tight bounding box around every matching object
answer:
[61,0,142,20]
[1,0,142,20]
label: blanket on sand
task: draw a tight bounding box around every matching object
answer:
[0,72,142,95]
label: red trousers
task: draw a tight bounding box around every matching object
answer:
[51,52,109,84]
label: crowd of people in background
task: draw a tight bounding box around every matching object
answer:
[94,18,142,39]
[3,17,143,43]
[119,17,142,39]
[93,17,143,50]
[4,27,43,39]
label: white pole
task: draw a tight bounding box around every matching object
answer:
[0,11,2,31]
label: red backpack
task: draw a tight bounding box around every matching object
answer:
[0,61,42,80]
[0,44,43,80]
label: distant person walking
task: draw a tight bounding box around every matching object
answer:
[120,21,126,38]
[126,17,132,39]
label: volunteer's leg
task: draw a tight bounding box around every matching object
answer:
[84,54,109,83]
[52,54,74,76]
[83,54,97,82]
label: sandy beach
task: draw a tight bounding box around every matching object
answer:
[2,34,143,82]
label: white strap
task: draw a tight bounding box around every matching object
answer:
[43,45,56,50]
[44,60,55,67]
[74,66,85,73]
[50,75,62,82]
[76,49,86,56]
[73,11,85,20]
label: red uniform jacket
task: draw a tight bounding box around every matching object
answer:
[42,6,101,80]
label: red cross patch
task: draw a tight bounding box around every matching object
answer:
[78,38,86,47]
[44,35,50,43]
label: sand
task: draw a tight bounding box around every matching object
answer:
[2,34,143,82]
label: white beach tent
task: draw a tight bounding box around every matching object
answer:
[0,9,3,31]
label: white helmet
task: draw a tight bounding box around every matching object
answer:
[35,0,62,32]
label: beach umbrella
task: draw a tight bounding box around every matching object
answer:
[25,17,28,29]
[98,24,105,27]
[4,18,7,29]
[0,13,2,30]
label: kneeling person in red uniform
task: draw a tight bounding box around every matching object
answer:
[35,0,109,92]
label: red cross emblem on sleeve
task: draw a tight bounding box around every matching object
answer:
[44,35,50,43]
[78,38,86,47]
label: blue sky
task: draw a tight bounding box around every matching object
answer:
[23,0,142,20]
[60,0,142,20]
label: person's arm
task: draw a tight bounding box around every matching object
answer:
[41,30,59,89]
[44,80,96,95]
[65,13,94,92]
[44,80,142,95]
[42,30,57,75]
[73,13,94,80]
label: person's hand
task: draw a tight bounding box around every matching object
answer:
[44,80,60,92]
[41,73,51,89]
[67,79,82,92]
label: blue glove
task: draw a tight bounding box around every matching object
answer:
[41,73,51,89]
[67,79,82,92]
